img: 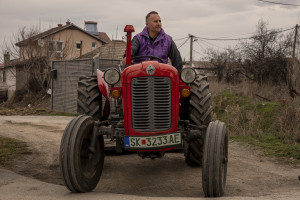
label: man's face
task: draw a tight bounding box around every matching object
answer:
[146,14,162,34]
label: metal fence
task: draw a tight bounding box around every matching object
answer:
[51,58,120,114]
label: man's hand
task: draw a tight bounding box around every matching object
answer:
[121,57,126,66]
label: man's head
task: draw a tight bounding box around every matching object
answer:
[146,11,161,38]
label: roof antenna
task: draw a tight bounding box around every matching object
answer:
[39,16,41,32]
[115,26,118,41]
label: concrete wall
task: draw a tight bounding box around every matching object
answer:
[51,58,120,114]
[16,66,29,91]
[51,59,94,114]
[0,66,17,100]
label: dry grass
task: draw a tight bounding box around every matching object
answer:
[209,78,297,101]
[210,79,300,160]
[0,136,29,166]
[210,79,300,144]
[277,103,300,143]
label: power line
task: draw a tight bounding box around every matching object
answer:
[198,39,229,50]
[195,40,207,52]
[174,36,189,41]
[193,49,202,56]
[177,37,189,49]
[206,26,293,39]
[195,27,294,41]
[257,0,300,7]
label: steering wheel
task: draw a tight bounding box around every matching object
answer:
[131,55,164,63]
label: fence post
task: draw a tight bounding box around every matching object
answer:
[93,57,99,76]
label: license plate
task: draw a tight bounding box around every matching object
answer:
[124,133,182,149]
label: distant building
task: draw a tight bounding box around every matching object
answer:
[84,21,111,43]
[15,21,109,62]
[81,40,126,60]
[0,52,29,100]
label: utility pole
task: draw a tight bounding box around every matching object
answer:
[289,24,298,92]
[189,34,194,66]
[292,24,298,64]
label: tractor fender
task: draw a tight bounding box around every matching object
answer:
[97,69,110,100]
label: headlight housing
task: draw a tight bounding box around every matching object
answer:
[180,67,196,83]
[104,68,120,85]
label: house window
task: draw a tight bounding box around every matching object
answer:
[49,41,55,51]
[3,71,6,83]
[57,41,63,52]
[92,42,96,49]
[76,41,82,50]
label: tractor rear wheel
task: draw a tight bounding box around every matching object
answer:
[59,115,104,192]
[202,120,228,197]
[185,75,212,166]
[77,76,102,119]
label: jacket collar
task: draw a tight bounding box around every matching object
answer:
[141,26,165,41]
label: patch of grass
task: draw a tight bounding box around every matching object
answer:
[0,136,29,166]
[214,90,300,162]
[0,106,76,116]
[230,135,300,164]
[213,90,280,135]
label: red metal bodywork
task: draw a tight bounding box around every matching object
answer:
[97,69,109,100]
[122,61,180,137]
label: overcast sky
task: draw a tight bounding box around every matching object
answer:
[0,0,300,62]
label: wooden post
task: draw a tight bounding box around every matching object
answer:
[189,34,194,66]
[289,24,299,94]
[292,24,298,64]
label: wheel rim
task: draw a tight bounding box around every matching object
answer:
[80,132,100,179]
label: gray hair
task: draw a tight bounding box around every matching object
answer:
[146,11,159,21]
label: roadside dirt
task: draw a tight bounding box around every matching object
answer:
[0,115,300,199]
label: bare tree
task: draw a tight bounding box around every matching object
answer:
[240,19,293,85]
[205,19,295,87]
[1,25,73,95]
[205,47,243,83]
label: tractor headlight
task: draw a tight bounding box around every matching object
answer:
[104,68,120,85]
[180,67,196,84]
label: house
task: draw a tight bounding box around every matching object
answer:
[0,63,8,102]
[84,21,111,43]
[0,52,29,101]
[80,40,126,60]
[15,21,110,62]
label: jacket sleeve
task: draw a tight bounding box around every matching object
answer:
[123,36,140,58]
[131,36,140,57]
[168,40,183,72]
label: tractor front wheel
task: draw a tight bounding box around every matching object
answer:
[202,120,228,197]
[59,115,104,192]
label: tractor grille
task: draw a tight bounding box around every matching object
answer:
[131,77,171,132]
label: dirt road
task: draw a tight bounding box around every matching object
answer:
[0,115,300,200]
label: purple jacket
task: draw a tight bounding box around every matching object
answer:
[134,27,172,64]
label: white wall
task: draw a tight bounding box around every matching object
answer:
[0,67,16,100]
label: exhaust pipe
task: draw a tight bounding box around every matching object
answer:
[124,25,135,66]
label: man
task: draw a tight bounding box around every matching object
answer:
[124,11,183,72]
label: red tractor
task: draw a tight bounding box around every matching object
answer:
[59,25,228,197]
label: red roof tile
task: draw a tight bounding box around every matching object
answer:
[96,32,111,43]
